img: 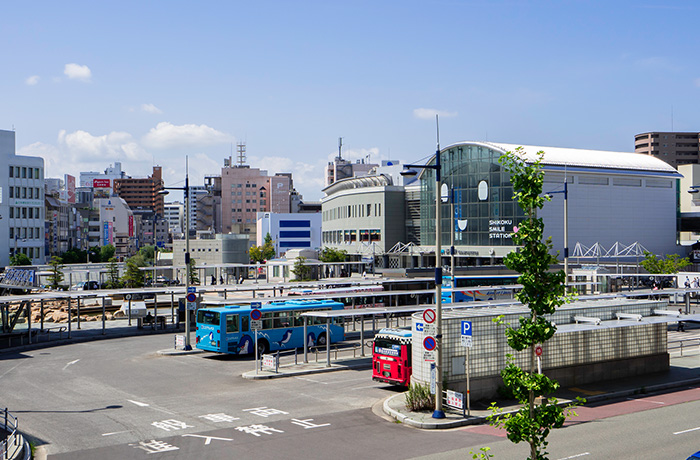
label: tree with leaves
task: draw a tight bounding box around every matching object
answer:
[188,258,200,285]
[318,247,347,263]
[291,256,312,281]
[640,251,690,274]
[121,260,145,288]
[47,256,65,289]
[10,253,32,266]
[250,233,276,263]
[105,257,122,289]
[488,147,580,460]
[99,244,116,262]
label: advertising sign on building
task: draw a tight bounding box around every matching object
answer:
[65,174,76,204]
[128,215,134,237]
[93,178,111,188]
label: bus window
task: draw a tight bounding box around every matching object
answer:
[241,315,250,332]
[262,312,274,330]
[197,310,220,326]
[226,314,239,333]
[273,311,291,328]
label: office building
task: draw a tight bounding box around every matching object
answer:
[114,166,165,216]
[257,212,322,257]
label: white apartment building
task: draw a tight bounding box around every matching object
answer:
[1,129,46,266]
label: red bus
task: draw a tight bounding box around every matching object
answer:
[372,328,412,387]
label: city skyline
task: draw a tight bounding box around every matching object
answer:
[3,1,700,200]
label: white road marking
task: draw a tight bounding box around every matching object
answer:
[626,397,665,405]
[0,364,21,380]
[674,426,700,435]
[128,400,150,407]
[62,359,79,371]
[556,453,590,460]
[102,431,131,436]
[294,376,329,384]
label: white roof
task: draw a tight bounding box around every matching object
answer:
[444,141,680,176]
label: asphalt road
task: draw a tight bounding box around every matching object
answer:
[2,334,700,459]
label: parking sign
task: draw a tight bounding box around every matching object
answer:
[461,321,472,336]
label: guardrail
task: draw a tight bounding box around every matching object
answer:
[0,407,22,460]
[308,343,363,363]
[668,338,700,357]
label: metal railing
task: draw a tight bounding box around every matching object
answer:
[668,338,700,357]
[1,407,21,460]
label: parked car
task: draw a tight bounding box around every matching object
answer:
[70,280,100,291]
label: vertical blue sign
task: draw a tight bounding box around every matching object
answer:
[461,320,472,337]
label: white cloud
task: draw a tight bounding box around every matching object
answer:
[64,63,92,82]
[142,122,233,149]
[413,108,458,120]
[57,129,147,162]
[141,103,163,114]
[25,75,40,86]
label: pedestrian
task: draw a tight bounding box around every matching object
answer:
[685,277,691,289]
[220,275,224,285]
[211,274,216,285]
[239,275,244,285]
[677,308,686,332]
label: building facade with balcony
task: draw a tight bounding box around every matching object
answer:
[635,131,700,168]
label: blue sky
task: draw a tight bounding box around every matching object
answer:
[2,1,700,201]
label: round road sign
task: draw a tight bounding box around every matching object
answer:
[535,345,543,357]
[186,292,197,303]
[250,308,262,321]
[423,336,437,351]
[125,294,132,300]
[423,309,436,324]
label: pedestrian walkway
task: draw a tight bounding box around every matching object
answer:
[241,350,700,429]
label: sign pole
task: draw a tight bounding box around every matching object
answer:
[255,329,259,375]
[466,347,470,417]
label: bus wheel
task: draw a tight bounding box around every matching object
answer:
[317,333,327,346]
[257,339,269,357]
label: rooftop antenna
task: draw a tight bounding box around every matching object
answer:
[338,137,343,161]
[236,142,246,166]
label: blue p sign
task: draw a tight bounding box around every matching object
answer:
[461,320,472,336]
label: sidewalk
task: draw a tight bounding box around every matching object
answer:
[242,351,700,429]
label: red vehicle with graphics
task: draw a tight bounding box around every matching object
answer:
[372,328,412,387]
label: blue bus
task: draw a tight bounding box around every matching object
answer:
[195,299,345,355]
[442,274,520,303]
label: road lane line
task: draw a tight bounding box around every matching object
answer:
[128,400,150,407]
[674,426,700,435]
[294,377,329,384]
[0,364,21,380]
[102,431,131,436]
[62,359,79,371]
[556,453,590,459]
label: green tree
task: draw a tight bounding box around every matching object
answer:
[291,256,312,281]
[488,148,581,460]
[188,259,200,285]
[105,257,122,289]
[250,233,276,263]
[121,260,145,288]
[99,244,116,262]
[47,256,65,289]
[318,247,348,263]
[640,251,690,274]
[10,253,32,266]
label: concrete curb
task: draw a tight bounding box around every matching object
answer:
[242,361,372,379]
[382,376,700,429]
[156,348,205,356]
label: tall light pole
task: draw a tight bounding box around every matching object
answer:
[545,178,569,291]
[160,158,192,350]
[401,115,446,419]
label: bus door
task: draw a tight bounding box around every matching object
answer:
[225,313,240,353]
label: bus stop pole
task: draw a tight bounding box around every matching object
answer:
[76,296,81,329]
[303,317,308,363]
[153,293,158,330]
[40,299,44,331]
[67,296,72,339]
[326,318,331,367]
[255,329,259,375]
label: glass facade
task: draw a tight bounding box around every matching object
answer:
[420,144,525,247]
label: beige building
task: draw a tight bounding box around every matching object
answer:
[635,132,700,168]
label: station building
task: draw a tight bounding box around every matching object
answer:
[321,142,681,270]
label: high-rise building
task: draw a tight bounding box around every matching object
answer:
[1,129,46,266]
[113,166,165,215]
[219,156,291,243]
[164,201,184,237]
[634,132,700,167]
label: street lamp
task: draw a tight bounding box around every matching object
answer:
[545,178,569,291]
[400,114,446,419]
[159,160,192,350]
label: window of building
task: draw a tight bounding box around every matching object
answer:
[22,208,27,218]
[28,168,33,179]
[8,166,13,178]
[9,207,13,218]
[21,167,26,178]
